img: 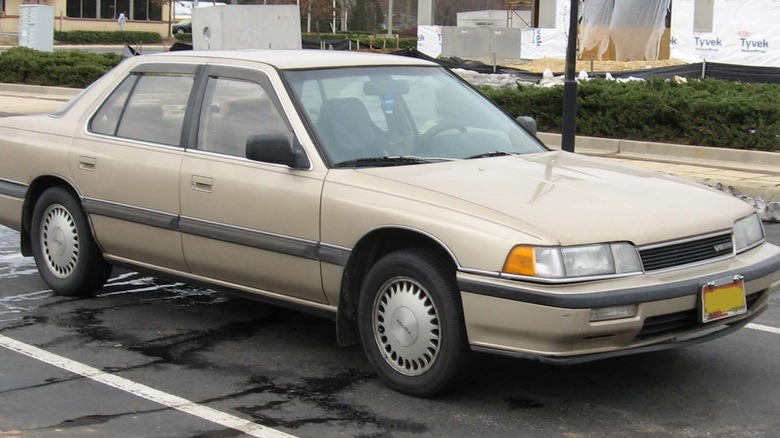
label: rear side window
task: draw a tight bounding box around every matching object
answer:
[89,73,194,146]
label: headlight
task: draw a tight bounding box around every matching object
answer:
[503,242,642,281]
[734,213,764,253]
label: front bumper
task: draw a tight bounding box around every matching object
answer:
[458,242,780,362]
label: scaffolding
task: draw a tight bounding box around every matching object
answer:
[506,0,532,28]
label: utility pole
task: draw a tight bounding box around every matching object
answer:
[561,0,579,153]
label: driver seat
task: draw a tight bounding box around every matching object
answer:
[317,97,381,164]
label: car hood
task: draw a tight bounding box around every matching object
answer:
[354,151,752,246]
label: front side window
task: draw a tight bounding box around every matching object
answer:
[197,76,290,157]
[90,73,194,146]
[284,66,545,167]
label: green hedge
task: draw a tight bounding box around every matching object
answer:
[480,78,780,152]
[54,30,163,44]
[0,47,123,88]
[174,33,192,43]
[302,32,417,50]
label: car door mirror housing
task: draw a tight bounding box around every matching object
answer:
[246,133,309,169]
[516,116,537,137]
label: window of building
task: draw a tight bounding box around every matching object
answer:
[99,0,114,18]
[65,0,160,20]
[133,0,148,20]
[66,0,97,18]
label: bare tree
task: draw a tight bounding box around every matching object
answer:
[351,0,384,31]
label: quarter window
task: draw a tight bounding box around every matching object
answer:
[89,75,134,136]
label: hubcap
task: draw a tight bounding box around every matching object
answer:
[40,204,79,278]
[373,277,440,376]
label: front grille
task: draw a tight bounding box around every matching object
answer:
[638,231,733,272]
[635,291,762,341]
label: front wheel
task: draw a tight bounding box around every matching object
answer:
[31,187,111,296]
[358,249,472,397]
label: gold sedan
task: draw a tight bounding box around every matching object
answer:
[1,50,778,396]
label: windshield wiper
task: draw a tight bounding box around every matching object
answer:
[334,155,434,168]
[465,151,519,160]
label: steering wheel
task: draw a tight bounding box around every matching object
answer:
[416,120,468,151]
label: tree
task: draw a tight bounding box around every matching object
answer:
[351,0,383,31]
[297,0,343,33]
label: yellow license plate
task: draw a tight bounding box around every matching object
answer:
[701,276,747,323]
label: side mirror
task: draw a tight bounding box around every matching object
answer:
[516,116,537,137]
[246,133,309,169]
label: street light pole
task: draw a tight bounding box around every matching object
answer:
[561,0,579,153]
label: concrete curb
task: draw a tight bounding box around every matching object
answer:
[0,83,82,98]
[538,133,780,173]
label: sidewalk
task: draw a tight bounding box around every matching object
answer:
[1,83,778,205]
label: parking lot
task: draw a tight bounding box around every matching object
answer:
[0,223,777,437]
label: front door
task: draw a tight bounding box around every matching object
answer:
[179,64,327,303]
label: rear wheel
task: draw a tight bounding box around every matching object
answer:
[31,187,111,296]
[358,249,472,397]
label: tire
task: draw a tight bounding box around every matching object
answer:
[358,249,472,397]
[31,187,111,296]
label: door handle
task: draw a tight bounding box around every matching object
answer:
[191,175,214,193]
[78,156,96,171]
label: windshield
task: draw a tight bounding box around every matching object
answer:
[283,65,545,167]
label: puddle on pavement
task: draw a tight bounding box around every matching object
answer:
[505,396,545,409]
[0,227,38,281]
[231,373,427,433]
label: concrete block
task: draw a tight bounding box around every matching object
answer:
[192,5,301,51]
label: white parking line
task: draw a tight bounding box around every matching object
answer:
[747,323,780,335]
[0,334,297,438]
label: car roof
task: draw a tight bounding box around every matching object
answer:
[145,49,438,70]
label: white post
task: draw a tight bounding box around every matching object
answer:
[417,0,434,26]
[693,0,714,32]
[387,0,393,36]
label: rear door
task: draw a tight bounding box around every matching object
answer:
[179,63,328,304]
[70,63,198,272]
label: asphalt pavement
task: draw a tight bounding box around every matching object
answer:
[0,224,778,437]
